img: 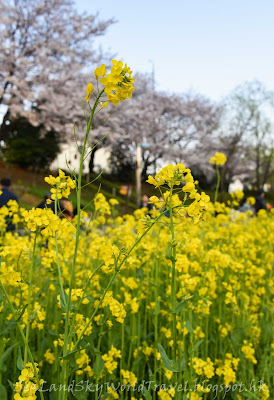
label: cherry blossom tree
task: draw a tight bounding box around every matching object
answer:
[216,81,274,189]
[106,83,221,179]
[0,0,114,133]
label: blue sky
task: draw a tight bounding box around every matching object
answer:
[76,0,274,101]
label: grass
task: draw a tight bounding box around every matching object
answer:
[0,162,137,212]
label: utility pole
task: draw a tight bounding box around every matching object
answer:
[136,143,142,207]
[149,59,155,91]
[149,60,156,173]
[135,61,154,207]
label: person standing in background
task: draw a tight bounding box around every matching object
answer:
[254,189,267,214]
[139,193,153,212]
[0,178,19,231]
[0,178,18,207]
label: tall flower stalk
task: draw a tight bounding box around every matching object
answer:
[57,60,135,399]
[209,152,227,206]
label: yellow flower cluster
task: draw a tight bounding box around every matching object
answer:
[241,340,257,364]
[73,313,93,338]
[0,200,25,228]
[101,291,126,323]
[187,192,210,223]
[158,387,175,399]
[22,208,60,235]
[44,349,55,364]
[44,169,75,200]
[74,349,94,377]
[100,60,134,106]
[147,163,190,188]
[0,205,8,229]
[215,354,240,386]
[94,193,111,215]
[259,384,270,400]
[186,393,202,400]
[56,288,89,308]
[109,198,119,206]
[76,349,90,369]
[0,262,21,287]
[85,60,134,107]
[85,82,94,102]
[219,322,232,338]
[192,357,215,378]
[102,346,121,374]
[230,189,245,206]
[121,369,138,387]
[147,163,211,223]
[0,170,272,396]
[14,363,43,400]
[31,302,46,330]
[209,152,227,165]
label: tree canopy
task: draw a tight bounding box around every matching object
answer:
[0,0,114,133]
[0,114,60,169]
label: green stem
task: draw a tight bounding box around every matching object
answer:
[71,209,167,352]
[214,164,220,206]
[95,323,104,400]
[24,232,37,364]
[188,309,193,399]
[127,313,136,369]
[169,185,177,364]
[54,197,67,309]
[0,279,44,400]
[67,263,104,345]
[153,256,159,400]
[120,323,125,400]
[60,89,104,400]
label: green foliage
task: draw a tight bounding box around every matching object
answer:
[0,115,60,170]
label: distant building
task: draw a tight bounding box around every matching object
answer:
[50,143,111,174]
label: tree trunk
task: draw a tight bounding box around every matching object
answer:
[142,159,150,181]
[88,145,97,175]
[0,110,10,138]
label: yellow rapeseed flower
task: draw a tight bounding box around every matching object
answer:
[209,152,227,165]
[85,82,94,102]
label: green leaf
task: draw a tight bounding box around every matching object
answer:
[174,355,186,372]
[7,380,14,390]
[143,386,152,400]
[93,352,104,376]
[155,300,160,316]
[174,300,188,314]
[0,321,16,337]
[59,343,90,361]
[29,305,40,321]
[48,329,59,337]
[17,347,24,370]
[239,391,252,398]
[59,290,68,310]
[165,245,172,260]
[158,344,179,372]
[193,339,204,352]
[185,319,193,334]
[174,296,193,314]
[59,291,75,311]
[0,342,19,365]
[15,304,28,322]
[0,384,7,400]
[100,394,111,400]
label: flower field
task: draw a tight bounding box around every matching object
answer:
[0,61,273,400]
[0,183,273,400]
